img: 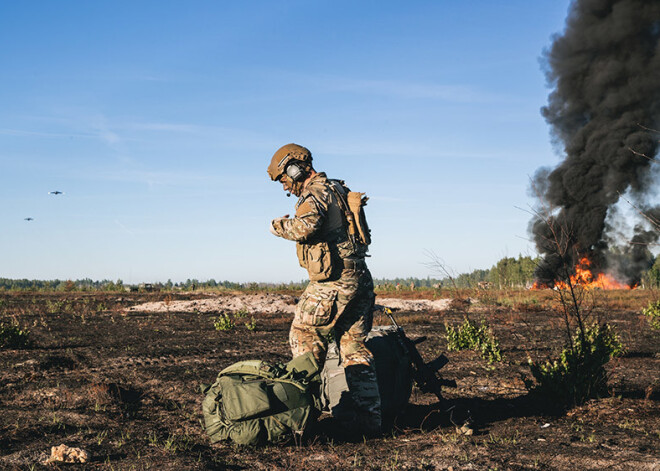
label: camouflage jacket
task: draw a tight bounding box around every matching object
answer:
[271,172,366,261]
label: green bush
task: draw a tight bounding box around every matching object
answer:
[524,323,625,408]
[642,301,660,330]
[245,316,257,331]
[213,313,235,331]
[445,318,502,363]
[0,322,31,349]
[46,299,72,314]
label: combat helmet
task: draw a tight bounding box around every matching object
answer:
[267,143,313,182]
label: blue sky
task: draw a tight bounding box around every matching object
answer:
[1,1,572,283]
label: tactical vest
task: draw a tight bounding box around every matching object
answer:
[295,175,371,281]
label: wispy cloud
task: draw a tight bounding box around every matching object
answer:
[321,76,496,103]
[0,128,95,139]
[314,139,515,161]
[126,122,205,134]
[118,121,278,152]
[258,69,503,104]
[93,168,225,187]
[114,219,135,236]
[89,115,122,146]
[1,114,126,147]
[121,121,267,140]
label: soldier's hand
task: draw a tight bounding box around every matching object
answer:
[270,215,290,236]
[269,220,279,236]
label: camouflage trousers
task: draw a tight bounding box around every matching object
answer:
[290,265,381,434]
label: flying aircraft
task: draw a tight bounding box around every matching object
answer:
[49,191,64,195]
[24,217,34,221]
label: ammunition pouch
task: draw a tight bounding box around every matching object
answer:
[296,241,334,282]
[347,192,371,246]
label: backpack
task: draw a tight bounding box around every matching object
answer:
[201,352,321,446]
[320,326,413,421]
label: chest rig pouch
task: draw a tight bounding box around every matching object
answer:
[296,241,333,282]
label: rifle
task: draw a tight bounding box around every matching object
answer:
[378,306,456,404]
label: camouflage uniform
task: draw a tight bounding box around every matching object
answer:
[270,172,381,435]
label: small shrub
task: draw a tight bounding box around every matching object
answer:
[234,308,249,319]
[163,433,194,453]
[642,301,660,330]
[213,313,234,331]
[46,299,72,314]
[245,316,257,331]
[46,300,61,314]
[524,323,625,408]
[445,318,502,363]
[0,322,31,349]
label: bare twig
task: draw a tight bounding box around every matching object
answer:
[423,250,458,291]
[616,192,660,232]
[526,203,593,347]
[627,146,657,163]
[635,122,660,135]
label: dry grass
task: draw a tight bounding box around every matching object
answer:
[0,289,658,470]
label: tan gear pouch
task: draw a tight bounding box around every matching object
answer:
[347,192,371,246]
[296,242,334,282]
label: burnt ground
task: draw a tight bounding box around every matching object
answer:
[0,289,658,470]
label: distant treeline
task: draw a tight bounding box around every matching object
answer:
[0,278,308,292]
[376,254,660,289]
[374,255,539,290]
[2,254,659,291]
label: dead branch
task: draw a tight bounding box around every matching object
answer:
[627,146,657,163]
[422,249,458,291]
[616,192,660,233]
[635,122,660,135]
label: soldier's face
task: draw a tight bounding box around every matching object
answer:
[279,175,303,196]
[280,176,292,193]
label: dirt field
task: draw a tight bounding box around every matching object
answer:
[1,289,658,470]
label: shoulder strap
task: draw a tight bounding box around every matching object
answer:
[219,360,282,379]
[219,359,311,392]
[327,180,360,247]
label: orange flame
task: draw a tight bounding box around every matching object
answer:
[532,257,634,290]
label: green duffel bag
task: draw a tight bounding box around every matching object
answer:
[201,352,321,446]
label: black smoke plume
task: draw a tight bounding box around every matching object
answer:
[530,0,660,286]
